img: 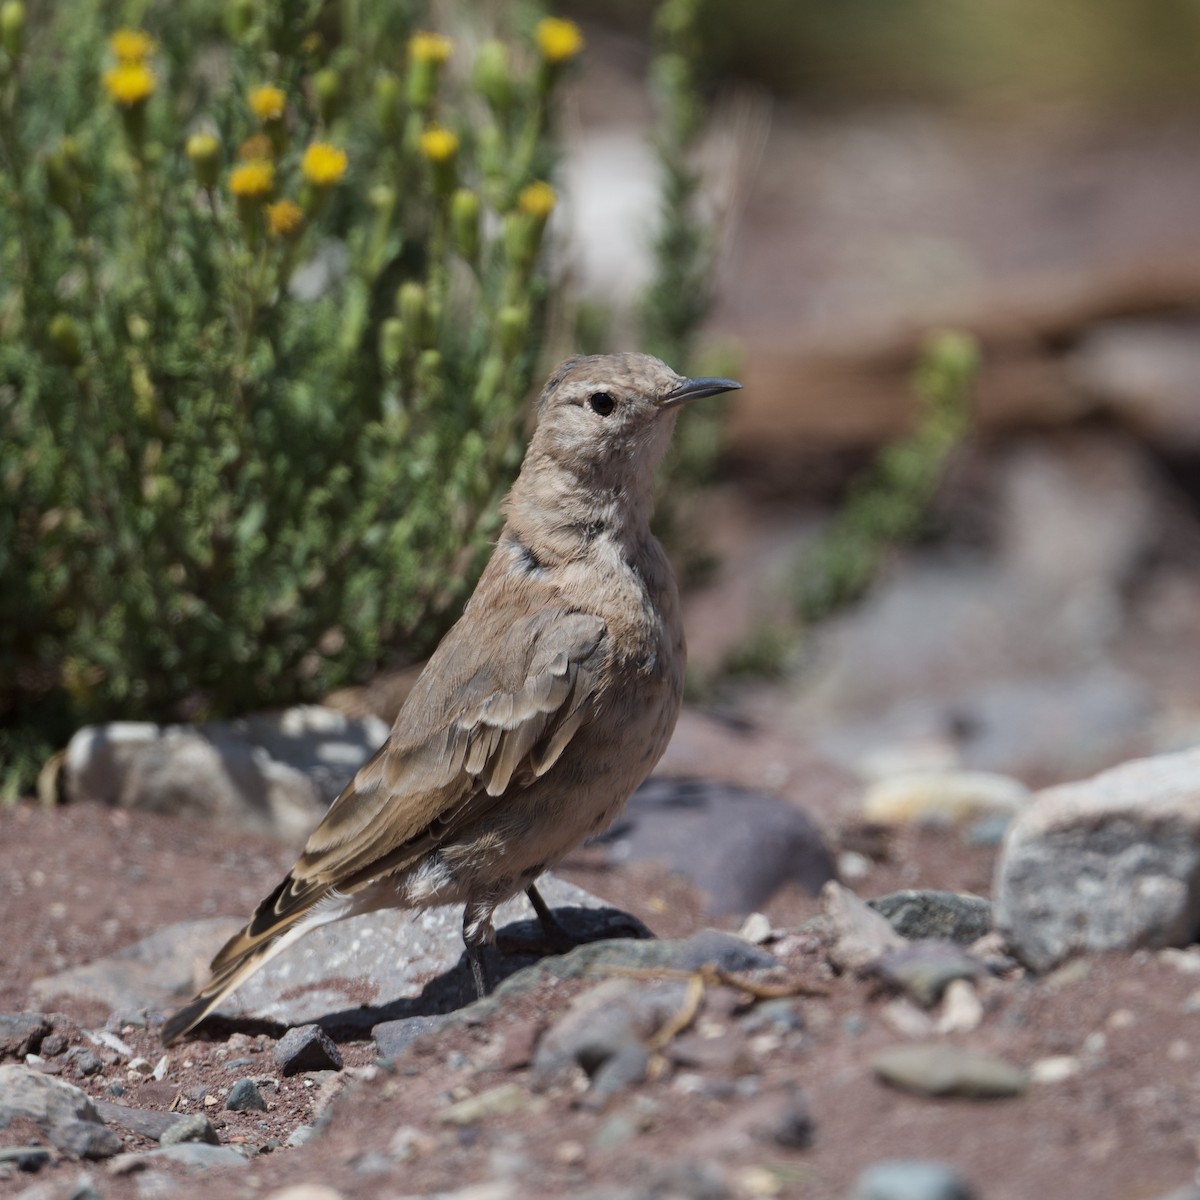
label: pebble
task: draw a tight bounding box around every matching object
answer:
[760,1089,815,1149]
[436,1083,531,1125]
[852,1159,977,1200]
[225,1078,268,1112]
[372,1014,447,1061]
[1030,1055,1081,1084]
[873,1043,1028,1099]
[272,1025,343,1077]
[868,891,992,945]
[0,1013,51,1058]
[936,979,984,1034]
[130,1142,249,1170]
[263,1187,348,1200]
[286,1125,316,1147]
[158,1114,219,1146]
[822,882,905,973]
[738,913,773,944]
[66,1049,101,1078]
[873,941,983,1008]
[862,771,1029,825]
[52,1119,122,1160]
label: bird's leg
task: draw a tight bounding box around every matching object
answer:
[525,882,576,953]
[462,901,494,999]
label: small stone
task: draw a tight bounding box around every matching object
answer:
[936,979,984,1035]
[51,1119,122,1160]
[758,1089,815,1149]
[225,1079,268,1113]
[372,1015,447,1061]
[93,1099,184,1141]
[0,1013,51,1059]
[140,1142,248,1169]
[738,913,773,944]
[873,1043,1028,1099]
[158,1114,219,1146]
[872,941,983,1008]
[286,1125,316,1147]
[39,1034,68,1059]
[126,1057,153,1076]
[1030,1055,1081,1084]
[868,891,992,945]
[862,771,1029,825]
[436,1083,530,1125]
[852,1159,976,1200]
[273,1025,343,1077]
[263,1187,348,1200]
[67,1049,101,1078]
[822,882,905,973]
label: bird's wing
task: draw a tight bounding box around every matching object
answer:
[249,607,608,930]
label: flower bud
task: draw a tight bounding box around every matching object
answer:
[44,139,81,213]
[374,72,402,137]
[396,281,426,343]
[450,187,481,264]
[378,317,406,371]
[496,304,527,359]
[47,312,82,365]
[224,0,254,40]
[472,40,512,113]
[313,67,340,124]
[416,348,443,401]
[185,130,221,189]
[1,1,25,60]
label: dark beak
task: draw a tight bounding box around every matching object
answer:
[661,375,742,408]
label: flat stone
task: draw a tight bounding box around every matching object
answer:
[93,1099,184,1141]
[225,1078,267,1112]
[372,1014,448,1060]
[594,776,836,914]
[50,1120,121,1160]
[873,1043,1028,1099]
[868,891,992,944]
[822,882,905,973]
[863,772,1029,827]
[34,876,643,1029]
[158,1114,219,1146]
[852,1159,977,1200]
[134,1142,248,1169]
[0,1065,101,1133]
[994,747,1200,971]
[0,1013,51,1060]
[872,941,984,1008]
[273,1025,343,1076]
[435,1083,531,1125]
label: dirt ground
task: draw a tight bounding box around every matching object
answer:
[3,800,1200,1200]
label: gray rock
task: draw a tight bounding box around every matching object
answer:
[50,1120,121,1160]
[93,1098,185,1141]
[10,1172,102,1200]
[372,1014,448,1060]
[135,1143,248,1169]
[66,1050,101,1078]
[0,1065,102,1135]
[852,1159,976,1200]
[821,882,905,973]
[0,1013,51,1059]
[158,1114,219,1146]
[33,876,641,1028]
[868,891,992,944]
[994,747,1200,971]
[63,706,389,840]
[872,1043,1028,1099]
[273,1025,343,1076]
[225,1078,267,1112]
[534,979,690,1102]
[595,776,836,914]
[756,1088,815,1149]
[871,941,983,1008]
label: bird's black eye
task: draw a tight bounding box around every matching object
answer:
[588,392,615,416]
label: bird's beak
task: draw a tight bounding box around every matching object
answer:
[660,375,742,409]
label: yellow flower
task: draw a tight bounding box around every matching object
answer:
[518,180,556,219]
[265,198,304,239]
[409,31,452,65]
[248,84,286,122]
[109,28,154,63]
[238,133,274,161]
[301,142,348,187]
[418,126,458,163]
[229,159,274,199]
[535,17,583,65]
[103,62,155,107]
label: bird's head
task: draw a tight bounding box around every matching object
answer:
[526,352,741,485]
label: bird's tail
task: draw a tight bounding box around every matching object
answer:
[161,872,327,1046]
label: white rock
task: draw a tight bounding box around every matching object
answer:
[863,770,1029,825]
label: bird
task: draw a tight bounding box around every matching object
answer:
[161,352,740,1046]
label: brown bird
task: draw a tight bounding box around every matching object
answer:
[161,352,740,1046]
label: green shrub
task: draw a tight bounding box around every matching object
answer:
[0,2,589,797]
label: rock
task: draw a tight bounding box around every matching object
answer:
[50,1120,121,1160]
[872,1043,1028,1099]
[0,1014,51,1060]
[994,747,1200,971]
[10,1172,101,1200]
[158,1114,219,1146]
[821,882,905,973]
[126,1143,248,1169]
[862,773,1029,826]
[595,777,836,914]
[852,1159,976,1200]
[1029,1055,1081,1085]
[93,1099,185,1141]
[372,1014,449,1060]
[436,1083,531,1125]
[936,979,984,1035]
[225,1078,267,1112]
[273,1026,343,1076]
[868,891,992,944]
[754,1088,815,1149]
[534,979,691,1101]
[65,1049,101,1078]
[264,1187,348,1200]
[871,941,983,1008]
[0,1066,105,1145]
[1070,318,1200,449]
[35,876,640,1028]
[63,706,389,840]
